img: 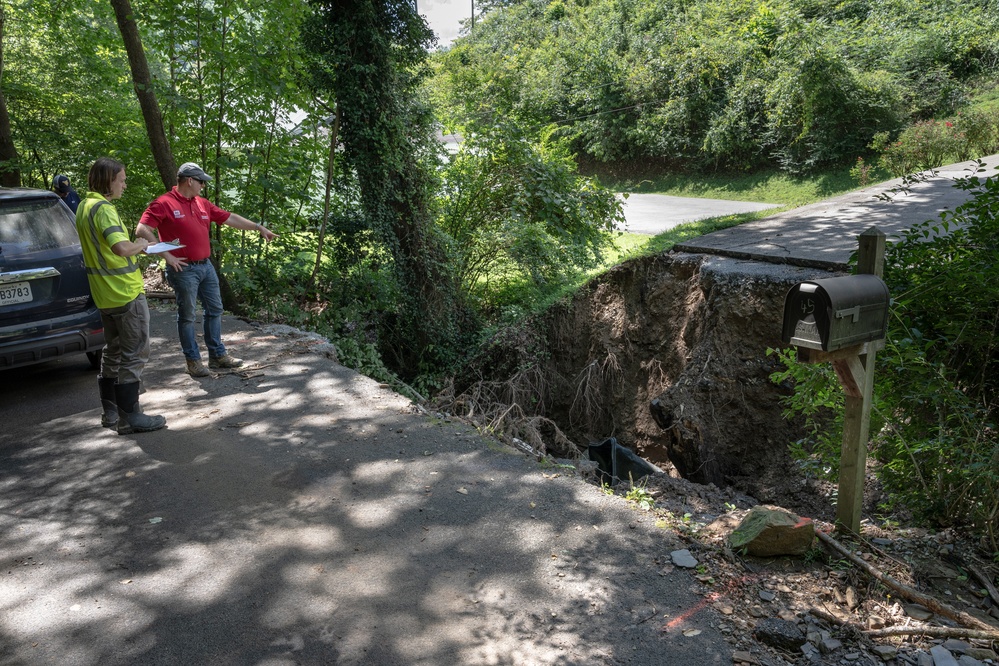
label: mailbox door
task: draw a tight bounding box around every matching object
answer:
[782,283,831,350]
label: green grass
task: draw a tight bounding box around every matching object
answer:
[468,205,787,333]
[967,77,999,114]
[600,206,793,266]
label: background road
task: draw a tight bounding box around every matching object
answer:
[618,193,781,235]
[676,156,999,269]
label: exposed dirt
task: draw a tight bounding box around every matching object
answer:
[142,262,172,294]
[451,250,832,501]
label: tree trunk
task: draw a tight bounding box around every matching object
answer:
[212,9,230,199]
[303,0,471,376]
[109,0,176,190]
[0,5,21,187]
[307,102,341,296]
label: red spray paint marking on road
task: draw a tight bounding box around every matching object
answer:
[661,573,760,632]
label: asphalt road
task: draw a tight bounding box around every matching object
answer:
[618,193,781,235]
[0,304,729,666]
[676,156,999,270]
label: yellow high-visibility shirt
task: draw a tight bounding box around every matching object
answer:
[75,194,143,309]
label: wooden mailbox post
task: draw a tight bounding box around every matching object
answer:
[782,227,887,533]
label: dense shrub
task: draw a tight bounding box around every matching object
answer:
[430,0,999,174]
[872,110,999,177]
[765,44,903,172]
[872,121,964,176]
[953,109,999,160]
[437,124,624,316]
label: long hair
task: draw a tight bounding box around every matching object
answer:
[87,157,124,197]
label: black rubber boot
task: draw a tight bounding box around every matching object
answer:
[98,377,119,429]
[114,382,166,434]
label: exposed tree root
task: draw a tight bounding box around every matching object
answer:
[809,606,999,642]
[568,350,620,435]
[433,371,579,458]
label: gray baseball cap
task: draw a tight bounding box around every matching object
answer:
[177,162,212,181]
[52,174,71,193]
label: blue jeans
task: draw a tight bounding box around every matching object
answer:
[165,262,226,361]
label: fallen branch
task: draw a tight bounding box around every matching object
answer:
[967,562,999,608]
[866,626,999,641]
[815,529,997,633]
[808,606,850,627]
[809,607,999,642]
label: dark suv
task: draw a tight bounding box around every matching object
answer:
[0,188,104,370]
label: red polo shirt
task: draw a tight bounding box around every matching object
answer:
[139,187,231,262]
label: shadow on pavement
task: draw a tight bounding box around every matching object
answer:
[0,309,730,665]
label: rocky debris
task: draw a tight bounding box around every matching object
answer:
[967,647,999,661]
[612,474,999,666]
[872,644,897,660]
[929,645,961,666]
[257,323,340,361]
[555,456,600,481]
[142,263,173,297]
[905,604,935,621]
[730,506,816,557]
[732,649,760,664]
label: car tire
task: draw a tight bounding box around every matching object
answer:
[87,350,103,370]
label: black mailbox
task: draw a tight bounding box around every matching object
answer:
[782,274,889,352]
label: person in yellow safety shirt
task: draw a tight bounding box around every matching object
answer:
[75,157,166,434]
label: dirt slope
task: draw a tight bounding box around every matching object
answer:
[454,250,837,505]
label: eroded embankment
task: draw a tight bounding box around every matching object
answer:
[451,250,841,498]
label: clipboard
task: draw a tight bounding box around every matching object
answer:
[144,239,185,254]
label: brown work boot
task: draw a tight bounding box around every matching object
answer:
[209,355,243,370]
[186,358,211,377]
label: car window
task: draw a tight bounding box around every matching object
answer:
[0,198,80,253]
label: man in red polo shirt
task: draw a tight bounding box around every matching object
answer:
[137,162,277,377]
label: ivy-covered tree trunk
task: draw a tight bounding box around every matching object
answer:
[109,0,175,190]
[307,101,341,296]
[303,0,470,376]
[0,5,20,187]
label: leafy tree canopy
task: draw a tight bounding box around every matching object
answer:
[429,0,999,172]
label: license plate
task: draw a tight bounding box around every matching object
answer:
[0,281,33,306]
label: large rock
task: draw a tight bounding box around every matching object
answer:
[753,618,806,651]
[729,506,815,557]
